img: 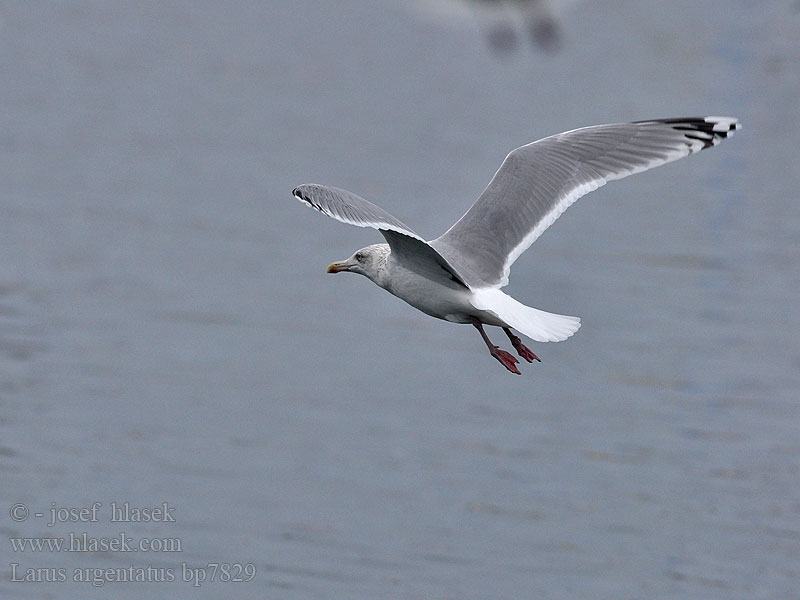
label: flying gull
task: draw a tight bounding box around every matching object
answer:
[292,117,739,374]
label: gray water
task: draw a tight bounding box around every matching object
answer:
[1,1,799,598]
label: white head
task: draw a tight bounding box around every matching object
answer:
[327,243,389,284]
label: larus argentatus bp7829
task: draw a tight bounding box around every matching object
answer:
[292,117,739,374]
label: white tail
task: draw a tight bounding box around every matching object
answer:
[470,288,581,343]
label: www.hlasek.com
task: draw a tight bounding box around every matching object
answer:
[10,532,181,553]
[9,563,257,587]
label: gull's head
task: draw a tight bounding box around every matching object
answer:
[327,244,389,282]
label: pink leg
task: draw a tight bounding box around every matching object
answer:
[470,319,520,375]
[503,328,541,363]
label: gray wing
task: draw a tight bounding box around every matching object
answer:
[292,184,469,288]
[430,116,740,289]
[293,184,420,238]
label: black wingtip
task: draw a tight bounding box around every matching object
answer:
[291,184,326,213]
[637,116,740,151]
[293,185,314,204]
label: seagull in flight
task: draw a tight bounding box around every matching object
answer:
[292,117,739,374]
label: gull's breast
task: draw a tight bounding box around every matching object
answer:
[381,264,509,326]
[381,264,478,323]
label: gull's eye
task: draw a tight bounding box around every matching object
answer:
[355,252,365,262]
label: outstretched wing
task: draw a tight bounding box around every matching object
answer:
[430,116,740,289]
[293,184,420,239]
[292,184,468,288]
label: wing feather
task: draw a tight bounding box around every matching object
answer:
[430,116,740,288]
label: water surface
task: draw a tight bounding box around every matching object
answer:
[1,1,798,598]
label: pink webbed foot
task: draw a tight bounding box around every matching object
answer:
[490,346,521,374]
[511,337,540,363]
[504,329,541,363]
[471,318,522,375]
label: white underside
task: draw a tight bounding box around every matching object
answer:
[380,264,579,343]
[469,288,581,342]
